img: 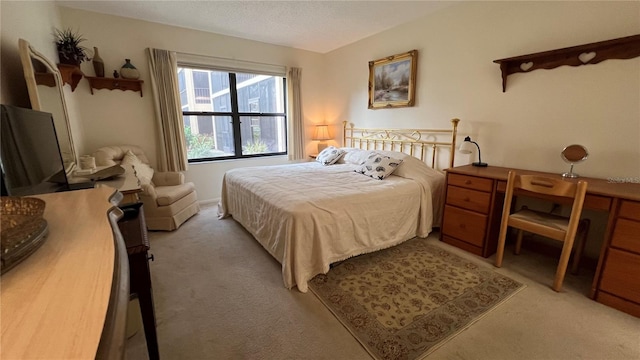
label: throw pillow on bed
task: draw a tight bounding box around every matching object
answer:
[355,152,403,180]
[316,146,345,165]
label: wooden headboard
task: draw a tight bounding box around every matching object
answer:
[342,118,460,169]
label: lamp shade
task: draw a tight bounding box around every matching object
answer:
[459,136,487,167]
[459,141,475,154]
[312,125,331,141]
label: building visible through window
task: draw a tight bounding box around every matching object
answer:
[177,67,287,161]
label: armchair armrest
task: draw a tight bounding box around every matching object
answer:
[152,171,184,186]
[140,183,157,199]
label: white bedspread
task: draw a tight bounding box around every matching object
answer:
[218,153,444,292]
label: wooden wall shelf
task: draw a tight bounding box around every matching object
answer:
[85,77,144,97]
[493,34,640,92]
[57,64,83,91]
[34,64,83,91]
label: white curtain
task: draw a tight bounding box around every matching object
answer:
[288,67,305,161]
[146,48,188,172]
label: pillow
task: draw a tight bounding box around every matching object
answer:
[121,150,154,185]
[340,148,374,165]
[355,153,403,180]
[316,146,345,166]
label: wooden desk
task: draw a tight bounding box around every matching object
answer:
[0,187,129,359]
[441,165,640,317]
[97,170,142,204]
[69,168,142,204]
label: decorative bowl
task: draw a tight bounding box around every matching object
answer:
[1,197,48,274]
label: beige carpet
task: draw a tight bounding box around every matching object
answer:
[309,238,524,360]
[126,203,640,360]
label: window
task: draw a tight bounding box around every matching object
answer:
[177,66,287,162]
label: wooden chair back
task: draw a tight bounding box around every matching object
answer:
[495,171,588,291]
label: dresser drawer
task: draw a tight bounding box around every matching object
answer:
[442,205,487,247]
[610,218,640,254]
[619,200,640,221]
[599,248,640,304]
[446,185,491,213]
[447,173,493,192]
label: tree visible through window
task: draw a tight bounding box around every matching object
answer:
[177,67,287,161]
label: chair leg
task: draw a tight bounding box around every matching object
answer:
[495,226,509,268]
[514,229,524,255]
[571,219,590,275]
[553,235,578,292]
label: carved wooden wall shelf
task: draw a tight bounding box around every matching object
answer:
[493,34,640,92]
[34,64,83,91]
[85,77,144,97]
[57,64,83,91]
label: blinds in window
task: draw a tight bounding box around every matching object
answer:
[176,52,286,76]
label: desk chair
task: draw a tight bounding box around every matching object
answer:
[495,171,588,292]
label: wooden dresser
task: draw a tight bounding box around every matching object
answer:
[441,165,640,317]
[0,187,129,359]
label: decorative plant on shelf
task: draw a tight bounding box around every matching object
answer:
[53,28,89,66]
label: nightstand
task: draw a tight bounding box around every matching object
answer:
[441,168,504,258]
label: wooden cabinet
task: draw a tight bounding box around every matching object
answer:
[594,200,640,317]
[86,76,144,96]
[118,203,159,360]
[441,172,503,257]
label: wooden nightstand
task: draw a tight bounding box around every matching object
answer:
[441,170,503,257]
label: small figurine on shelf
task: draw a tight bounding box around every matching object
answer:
[113,70,119,78]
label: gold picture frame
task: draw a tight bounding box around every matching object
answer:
[368,49,418,109]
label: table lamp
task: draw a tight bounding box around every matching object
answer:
[459,136,488,167]
[312,124,331,153]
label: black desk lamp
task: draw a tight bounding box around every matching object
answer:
[460,136,488,167]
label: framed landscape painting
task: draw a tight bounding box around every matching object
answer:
[368,50,418,109]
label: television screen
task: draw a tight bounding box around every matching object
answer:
[0,105,69,196]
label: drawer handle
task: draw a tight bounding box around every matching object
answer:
[464,197,470,202]
[459,224,466,230]
[465,180,472,185]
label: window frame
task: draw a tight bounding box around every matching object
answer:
[178,65,288,163]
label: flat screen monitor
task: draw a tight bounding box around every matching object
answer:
[0,104,70,196]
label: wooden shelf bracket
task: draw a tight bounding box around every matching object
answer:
[493,34,640,92]
[56,64,84,91]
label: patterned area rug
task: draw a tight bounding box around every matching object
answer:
[309,238,525,360]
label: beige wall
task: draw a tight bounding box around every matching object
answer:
[56,7,327,202]
[324,1,640,179]
[1,1,61,107]
[2,2,638,205]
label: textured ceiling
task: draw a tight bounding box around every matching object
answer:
[56,1,454,53]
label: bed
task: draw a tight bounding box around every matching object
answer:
[218,119,460,292]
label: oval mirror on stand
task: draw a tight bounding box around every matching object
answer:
[561,144,588,178]
[18,38,77,173]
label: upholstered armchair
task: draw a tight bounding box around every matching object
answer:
[93,145,200,231]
